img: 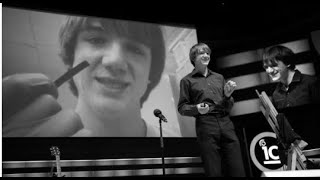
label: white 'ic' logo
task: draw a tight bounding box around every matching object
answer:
[259,138,280,164]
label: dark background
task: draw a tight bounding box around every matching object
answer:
[3,0,320,177]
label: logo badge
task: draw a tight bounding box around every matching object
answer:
[250,132,284,171]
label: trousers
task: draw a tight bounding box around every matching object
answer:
[196,115,245,177]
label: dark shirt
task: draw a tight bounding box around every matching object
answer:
[272,70,320,148]
[273,70,320,109]
[177,69,234,119]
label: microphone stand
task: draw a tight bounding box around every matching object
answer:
[158,118,166,176]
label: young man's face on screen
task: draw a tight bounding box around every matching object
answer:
[72,20,152,112]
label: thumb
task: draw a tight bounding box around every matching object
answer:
[26,110,83,137]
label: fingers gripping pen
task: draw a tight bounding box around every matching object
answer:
[54,61,90,87]
[31,60,90,99]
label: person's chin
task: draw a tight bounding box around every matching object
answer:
[89,89,129,111]
[94,96,129,112]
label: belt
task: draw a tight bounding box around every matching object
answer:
[197,111,228,118]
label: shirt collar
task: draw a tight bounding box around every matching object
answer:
[291,69,302,83]
[279,70,302,91]
[191,68,213,77]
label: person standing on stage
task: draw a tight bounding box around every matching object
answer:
[177,43,246,177]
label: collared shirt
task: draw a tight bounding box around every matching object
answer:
[273,70,319,109]
[177,68,234,118]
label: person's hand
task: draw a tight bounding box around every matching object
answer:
[196,103,209,115]
[224,80,237,98]
[3,73,84,137]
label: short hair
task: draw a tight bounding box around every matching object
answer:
[58,16,166,105]
[189,43,211,66]
[262,45,296,70]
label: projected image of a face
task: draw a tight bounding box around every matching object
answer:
[67,18,158,137]
[2,7,198,137]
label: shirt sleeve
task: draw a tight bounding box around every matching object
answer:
[221,78,234,113]
[177,78,199,117]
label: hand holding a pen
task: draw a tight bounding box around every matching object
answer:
[2,73,84,137]
[3,61,90,137]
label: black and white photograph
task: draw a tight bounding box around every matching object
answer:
[2,1,320,177]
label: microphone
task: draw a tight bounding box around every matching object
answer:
[153,109,167,122]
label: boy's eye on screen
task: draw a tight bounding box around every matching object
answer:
[87,36,108,46]
[125,42,147,56]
